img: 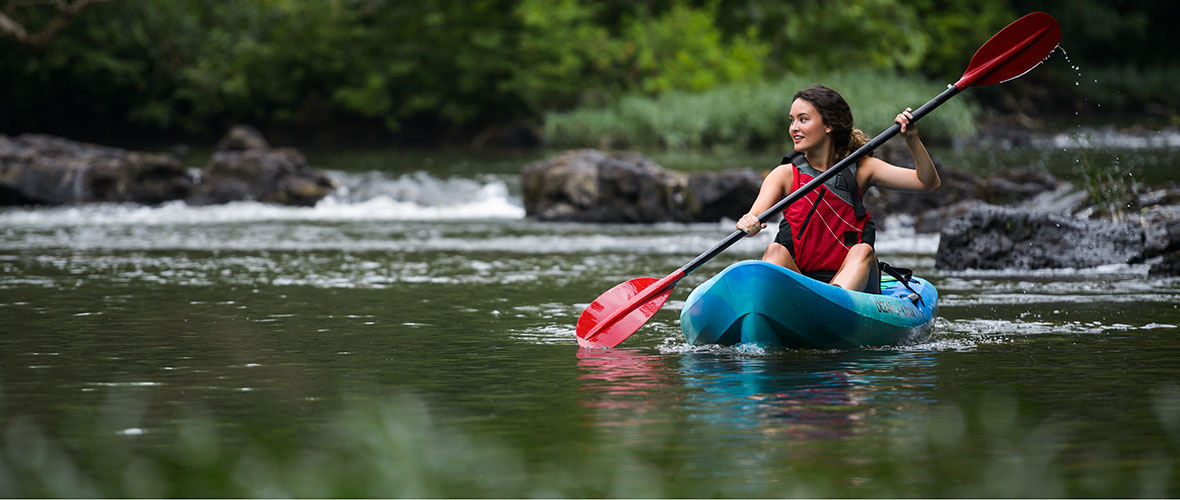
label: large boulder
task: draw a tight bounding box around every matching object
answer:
[0,134,192,205]
[1150,249,1180,276]
[935,184,1180,275]
[1142,207,1180,257]
[187,126,336,206]
[1140,205,1180,276]
[521,149,766,223]
[935,204,1146,270]
[521,149,692,222]
[686,169,763,222]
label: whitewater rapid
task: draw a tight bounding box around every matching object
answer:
[0,170,525,228]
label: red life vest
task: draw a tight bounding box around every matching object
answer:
[781,155,875,272]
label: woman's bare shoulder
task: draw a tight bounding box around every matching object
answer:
[767,163,796,183]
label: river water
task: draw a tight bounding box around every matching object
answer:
[1,140,1178,497]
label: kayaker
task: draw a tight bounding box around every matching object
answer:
[735,85,940,293]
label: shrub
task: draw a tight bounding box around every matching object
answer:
[544,71,978,150]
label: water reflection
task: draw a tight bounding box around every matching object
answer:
[575,348,678,427]
[678,350,936,440]
[575,347,939,441]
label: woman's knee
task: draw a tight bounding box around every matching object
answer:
[764,243,788,259]
[849,243,875,262]
[762,243,799,271]
[762,244,787,264]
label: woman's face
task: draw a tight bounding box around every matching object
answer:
[788,98,831,152]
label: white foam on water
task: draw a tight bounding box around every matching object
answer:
[0,171,524,228]
[648,315,1178,355]
[86,382,162,387]
[927,317,1179,347]
[873,223,940,255]
[655,336,773,356]
[509,324,577,345]
[940,263,1149,280]
[893,336,1012,352]
[941,292,1177,307]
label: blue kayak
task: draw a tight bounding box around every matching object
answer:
[680,260,938,349]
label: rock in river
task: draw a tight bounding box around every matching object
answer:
[521,149,687,222]
[0,134,192,205]
[0,127,336,207]
[187,126,336,207]
[521,149,761,223]
[935,204,1146,270]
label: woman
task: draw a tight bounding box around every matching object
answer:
[736,85,939,293]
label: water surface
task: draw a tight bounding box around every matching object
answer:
[1,143,1178,497]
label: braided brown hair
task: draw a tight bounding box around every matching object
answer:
[793,85,871,164]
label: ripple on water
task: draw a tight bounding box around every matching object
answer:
[631,315,1179,355]
[509,324,577,345]
[933,316,1177,342]
[656,339,773,357]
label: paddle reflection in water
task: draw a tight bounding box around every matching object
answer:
[575,348,680,428]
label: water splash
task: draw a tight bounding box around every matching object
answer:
[1058,47,1089,114]
[1049,46,1152,216]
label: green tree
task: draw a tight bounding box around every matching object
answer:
[716,0,1014,78]
[500,0,619,114]
[623,3,768,94]
[1,0,1172,144]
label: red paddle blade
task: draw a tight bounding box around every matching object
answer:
[955,12,1061,89]
[576,271,683,348]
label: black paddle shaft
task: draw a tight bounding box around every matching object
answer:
[679,84,961,277]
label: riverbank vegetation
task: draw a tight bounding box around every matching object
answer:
[0,0,1173,148]
[543,70,978,149]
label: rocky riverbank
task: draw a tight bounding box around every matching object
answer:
[0,126,335,207]
[522,146,1180,276]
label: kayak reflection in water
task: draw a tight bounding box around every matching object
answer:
[736,85,940,293]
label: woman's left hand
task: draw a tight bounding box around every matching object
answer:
[896,107,917,138]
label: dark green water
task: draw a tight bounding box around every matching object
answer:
[1,142,1178,497]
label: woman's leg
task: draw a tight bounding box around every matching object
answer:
[831,243,878,292]
[762,242,802,273]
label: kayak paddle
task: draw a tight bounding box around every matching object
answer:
[576,11,1061,348]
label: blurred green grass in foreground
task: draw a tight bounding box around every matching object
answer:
[2,384,1176,497]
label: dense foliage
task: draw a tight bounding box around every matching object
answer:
[0,0,1172,146]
